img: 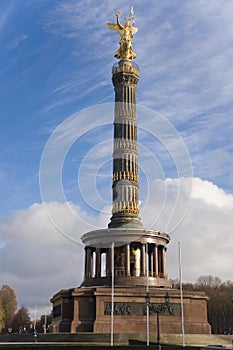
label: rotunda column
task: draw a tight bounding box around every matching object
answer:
[153,245,159,277]
[84,247,88,279]
[140,243,146,276]
[89,248,93,278]
[86,247,91,278]
[158,246,163,276]
[150,250,154,277]
[108,247,113,276]
[163,247,167,278]
[95,248,101,277]
[125,244,131,276]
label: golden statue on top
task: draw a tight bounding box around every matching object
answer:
[107,7,138,60]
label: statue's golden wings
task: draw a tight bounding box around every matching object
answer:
[131,27,138,35]
[107,23,122,35]
[107,23,138,35]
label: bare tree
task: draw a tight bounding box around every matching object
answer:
[11,306,30,333]
[171,275,233,334]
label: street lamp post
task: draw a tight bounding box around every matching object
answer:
[145,291,151,346]
[156,308,161,350]
[153,292,172,350]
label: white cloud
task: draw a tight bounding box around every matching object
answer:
[139,177,233,282]
[7,35,28,50]
[191,178,233,208]
[0,201,107,311]
[0,7,11,32]
[143,177,233,282]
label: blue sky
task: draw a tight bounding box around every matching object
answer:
[0,0,233,316]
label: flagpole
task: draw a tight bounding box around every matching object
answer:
[33,306,37,343]
[33,306,37,331]
[44,306,47,334]
[110,242,114,346]
[146,242,149,346]
[178,242,185,347]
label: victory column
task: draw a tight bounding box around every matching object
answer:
[81,8,170,287]
[50,9,211,337]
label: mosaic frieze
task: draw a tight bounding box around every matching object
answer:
[104,302,181,316]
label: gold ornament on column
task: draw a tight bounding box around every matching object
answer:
[107,8,138,60]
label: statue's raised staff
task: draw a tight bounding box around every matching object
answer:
[107,8,138,60]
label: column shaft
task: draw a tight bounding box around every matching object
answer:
[125,244,131,276]
[150,251,154,277]
[153,245,159,277]
[89,248,93,278]
[95,248,101,277]
[84,247,88,279]
[141,243,146,277]
[158,246,164,276]
[163,247,167,278]
[108,247,113,276]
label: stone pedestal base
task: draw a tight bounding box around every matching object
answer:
[50,286,211,334]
